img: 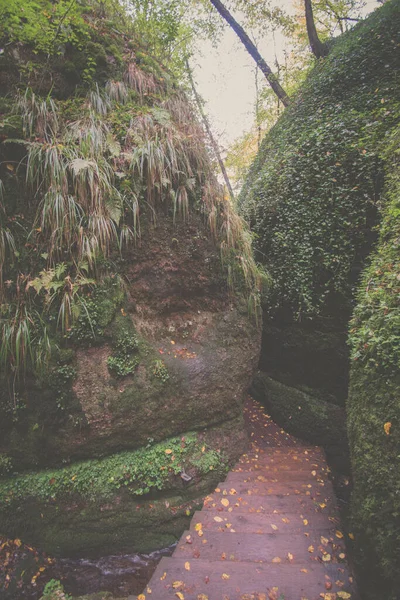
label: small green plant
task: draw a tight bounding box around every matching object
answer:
[0,454,13,478]
[107,353,139,377]
[40,579,71,600]
[152,359,169,383]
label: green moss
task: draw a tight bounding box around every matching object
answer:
[251,373,349,472]
[239,0,400,320]
[347,129,400,599]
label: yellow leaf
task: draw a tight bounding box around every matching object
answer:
[319,503,326,509]
[175,593,184,600]
[165,449,173,454]
[185,562,190,571]
[222,573,230,579]
[172,581,184,589]
[300,569,308,573]
[282,518,290,524]
[308,545,314,553]
[321,536,329,545]
[287,552,294,561]
[221,498,230,507]
[271,524,278,531]
[171,340,176,345]
[160,572,167,581]
[339,553,346,559]
[195,523,202,531]
[198,529,203,537]
[311,470,317,476]
[14,539,22,547]
[384,422,392,435]
[147,588,152,594]
[348,533,355,540]
[138,595,146,600]
[303,519,308,526]
[322,553,332,562]
[337,593,351,599]
[335,530,344,539]
[272,557,281,563]
[197,595,209,600]
[214,516,223,522]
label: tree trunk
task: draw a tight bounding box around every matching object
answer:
[186,60,236,202]
[209,0,290,107]
[304,0,329,58]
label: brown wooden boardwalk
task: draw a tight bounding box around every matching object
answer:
[140,399,357,600]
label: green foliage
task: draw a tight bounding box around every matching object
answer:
[107,353,139,377]
[239,0,400,320]
[0,433,223,503]
[152,359,170,383]
[0,454,13,478]
[40,579,71,600]
[347,126,400,600]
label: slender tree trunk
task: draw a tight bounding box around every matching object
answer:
[209,0,290,107]
[186,60,235,202]
[304,0,329,58]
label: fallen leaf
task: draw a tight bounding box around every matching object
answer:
[384,422,392,435]
[288,552,294,561]
[221,498,230,507]
[348,533,355,540]
[335,531,344,539]
[272,557,281,563]
[175,593,184,600]
[195,523,202,531]
[198,530,204,537]
[338,553,346,559]
[165,449,173,455]
[214,516,223,522]
[138,595,146,600]
[197,595,209,600]
[222,573,230,580]
[160,572,167,581]
[185,562,190,571]
[322,554,332,562]
[271,524,278,531]
[303,519,309,526]
[308,545,315,553]
[337,593,351,599]
[300,569,308,574]
[311,470,317,476]
[321,536,329,545]
[172,581,184,589]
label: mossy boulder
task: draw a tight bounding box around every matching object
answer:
[347,135,400,600]
[251,372,349,472]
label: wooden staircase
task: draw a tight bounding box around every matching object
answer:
[140,401,357,600]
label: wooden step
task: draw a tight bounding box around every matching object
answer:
[215,479,334,497]
[175,530,347,565]
[190,510,341,534]
[145,556,356,600]
[202,492,338,516]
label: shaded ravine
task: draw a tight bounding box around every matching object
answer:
[142,399,358,599]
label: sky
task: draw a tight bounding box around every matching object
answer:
[191,0,379,149]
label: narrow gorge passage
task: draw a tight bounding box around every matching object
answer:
[142,399,357,600]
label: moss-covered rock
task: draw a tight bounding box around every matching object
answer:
[347,130,400,600]
[251,372,349,472]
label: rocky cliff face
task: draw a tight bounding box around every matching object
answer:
[0,0,261,560]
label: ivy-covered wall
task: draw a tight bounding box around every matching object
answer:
[240,2,400,596]
[347,127,400,600]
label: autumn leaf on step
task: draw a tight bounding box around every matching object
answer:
[338,553,346,559]
[197,595,209,600]
[195,523,202,531]
[271,524,278,531]
[185,562,190,571]
[272,557,281,563]
[348,533,355,540]
[175,593,185,600]
[160,572,167,580]
[214,516,223,522]
[384,422,392,435]
[322,553,331,562]
[221,498,230,507]
[303,519,308,526]
[308,545,314,553]
[222,573,230,580]
[268,588,280,600]
[337,593,351,599]
[335,530,344,539]
[287,552,294,561]
[137,595,146,600]
[321,536,329,545]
